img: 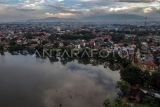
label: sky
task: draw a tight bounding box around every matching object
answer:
[0,0,160,22]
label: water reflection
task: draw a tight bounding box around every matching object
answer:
[0,53,120,107]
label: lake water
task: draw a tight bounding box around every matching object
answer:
[0,53,120,107]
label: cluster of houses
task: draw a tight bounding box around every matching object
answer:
[118,34,160,72]
[140,36,160,72]
[0,24,160,72]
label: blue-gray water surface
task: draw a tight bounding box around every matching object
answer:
[0,53,120,107]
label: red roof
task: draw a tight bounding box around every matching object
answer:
[143,61,156,67]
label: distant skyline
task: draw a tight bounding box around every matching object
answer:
[0,0,160,22]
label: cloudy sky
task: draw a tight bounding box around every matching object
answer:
[0,0,160,22]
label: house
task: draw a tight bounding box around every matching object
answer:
[125,34,136,40]
[75,44,81,49]
[142,60,156,72]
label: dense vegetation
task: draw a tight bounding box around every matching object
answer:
[104,62,160,107]
[61,31,95,40]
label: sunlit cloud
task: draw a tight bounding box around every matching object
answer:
[58,12,75,16]
[45,12,55,16]
[143,7,153,13]
[109,6,129,12]
[45,12,75,18]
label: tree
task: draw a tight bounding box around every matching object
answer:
[8,39,25,52]
[0,43,4,52]
[8,40,17,52]
[120,64,143,85]
[103,99,110,107]
[112,33,125,43]
[151,72,160,91]
[141,71,151,88]
[119,58,131,68]
[104,98,132,107]
[117,81,131,96]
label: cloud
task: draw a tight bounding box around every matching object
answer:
[109,6,129,12]
[0,0,160,22]
[119,0,156,3]
[0,4,45,22]
[143,7,153,13]
[45,12,75,18]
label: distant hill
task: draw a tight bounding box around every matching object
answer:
[27,17,76,22]
[84,14,145,20]
[26,14,159,25]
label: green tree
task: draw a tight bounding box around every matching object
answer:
[151,72,160,91]
[112,33,125,43]
[0,43,4,52]
[117,81,131,96]
[103,99,110,107]
[120,64,143,85]
[141,71,151,88]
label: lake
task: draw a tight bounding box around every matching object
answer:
[0,52,120,107]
